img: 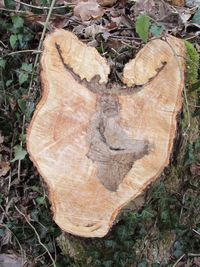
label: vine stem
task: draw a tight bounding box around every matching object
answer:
[15,205,56,267]
[13,0,70,10]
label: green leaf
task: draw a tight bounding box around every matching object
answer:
[0,58,6,69]
[138,262,147,267]
[12,16,24,28]
[6,80,12,87]
[17,34,23,47]
[21,63,32,73]
[19,133,26,142]
[9,34,18,49]
[150,24,165,37]
[136,15,151,43]
[11,145,27,162]
[31,185,41,193]
[36,196,46,205]
[26,101,35,119]
[192,7,200,24]
[18,72,28,84]
[17,99,26,114]
[4,0,16,9]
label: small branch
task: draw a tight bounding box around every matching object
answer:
[15,205,56,267]
[0,40,8,48]
[0,7,27,13]
[188,253,200,257]
[192,228,200,238]
[13,0,71,9]
[3,49,42,57]
[172,254,185,267]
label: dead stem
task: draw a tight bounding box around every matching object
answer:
[15,205,56,267]
[13,0,72,9]
[172,254,185,267]
[4,50,42,57]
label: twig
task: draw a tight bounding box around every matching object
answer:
[179,193,186,223]
[172,254,185,267]
[188,103,200,108]
[0,7,27,13]
[192,228,200,238]
[0,40,8,48]
[15,205,56,267]
[188,253,200,257]
[17,0,57,181]
[3,49,42,57]
[13,0,72,9]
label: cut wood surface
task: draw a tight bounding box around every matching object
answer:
[27,29,185,237]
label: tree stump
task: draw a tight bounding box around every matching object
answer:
[27,29,185,237]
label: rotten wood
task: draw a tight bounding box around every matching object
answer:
[27,29,185,237]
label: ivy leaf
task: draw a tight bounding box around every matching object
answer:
[18,72,28,84]
[11,145,27,162]
[21,63,32,73]
[192,7,200,24]
[17,99,26,114]
[36,196,46,205]
[12,16,24,28]
[150,24,165,37]
[10,34,18,49]
[4,0,15,9]
[0,58,6,69]
[136,15,151,43]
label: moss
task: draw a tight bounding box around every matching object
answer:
[184,40,199,87]
[181,41,199,142]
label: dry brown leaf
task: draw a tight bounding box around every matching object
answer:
[97,0,117,7]
[134,0,181,29]
[0,254,23,267]
[84,24,106,38]
[178,8,193,23]
[190,163,200,176]
[0,0,4,7]
[170,0,185,6]
[23,11,46,25]
[186,0,200,7]
[135,0,173,18]
[193,257,200,266]
[0,161,10,177]
[74,1,105,21]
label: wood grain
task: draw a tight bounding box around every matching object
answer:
[27,30,185,237]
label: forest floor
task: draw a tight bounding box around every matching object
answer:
[0,0,200,266]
